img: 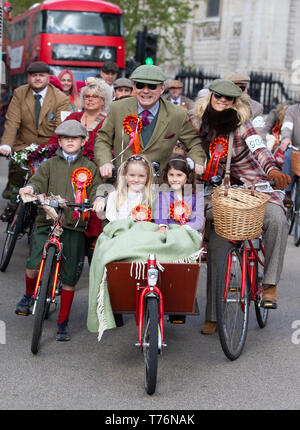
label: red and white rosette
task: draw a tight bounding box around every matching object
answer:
[129,205,152,222]
[169,200,191,225]
[71,167,93,221]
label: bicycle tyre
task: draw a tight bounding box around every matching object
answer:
[216,243,250,361]
[143,296,159,395]
[0,202,25,272]
[293,180,300,246]
[254,245,269,328]
[31,246,56,354]
[287,180,296,234]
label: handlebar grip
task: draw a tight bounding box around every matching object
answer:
[111,166,119,178]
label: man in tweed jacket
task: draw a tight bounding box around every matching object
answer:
[94,65,206,178]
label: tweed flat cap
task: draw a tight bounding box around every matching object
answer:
[130,65,166,84]
[167,80,184,89]
[224,71,250,84]
[209,79,242,97]
[27,61,50,74]
[55,120,88,138]
[113,78,133,89]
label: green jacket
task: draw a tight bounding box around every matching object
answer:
[94,96,206,169]
[27,148,102,232]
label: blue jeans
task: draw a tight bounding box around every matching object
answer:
[282,148,293,193]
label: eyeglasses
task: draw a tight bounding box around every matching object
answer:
[212,92,235,102]
[83,94,100,100]
[135,82,159,90]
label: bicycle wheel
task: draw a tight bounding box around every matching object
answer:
[31,246,56,354]
[287,180,296,234]
[293,180,300,246]
[0,202,25,272]
[216,243,250,360]
[143,296,159,395]
[254,245,269,328]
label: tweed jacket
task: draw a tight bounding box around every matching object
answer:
[94,96,206,170]
[27,148,102,232]
[206,120,283,207]
[281,103,300,148]
[2,83,70,152]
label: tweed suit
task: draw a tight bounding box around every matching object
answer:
[2,83,70,152]
[94,96,206,170]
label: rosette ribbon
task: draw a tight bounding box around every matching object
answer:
[129,205,152,222]
[123,115,143,155]
[71,168,93,221]
[202,136,229,181]
[169,200,191,225]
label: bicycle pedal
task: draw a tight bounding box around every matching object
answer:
[168,315,186,324]
[15,310,31,316]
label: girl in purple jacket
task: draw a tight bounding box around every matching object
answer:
[153,154,205,234]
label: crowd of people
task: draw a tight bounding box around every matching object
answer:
[0,58,296,341]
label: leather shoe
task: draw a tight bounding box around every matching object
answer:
[201,321,217,335]
[261,286,277,309]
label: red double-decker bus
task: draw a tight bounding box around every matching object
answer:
[4,0,125,88]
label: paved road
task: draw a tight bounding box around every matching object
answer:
[0,157,299,411]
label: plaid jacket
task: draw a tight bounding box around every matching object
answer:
[212,120,283,207]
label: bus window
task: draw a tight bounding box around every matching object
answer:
[11,18,29,43]
[42,11,123,36]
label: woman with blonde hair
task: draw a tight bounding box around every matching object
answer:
[193,79,290,335]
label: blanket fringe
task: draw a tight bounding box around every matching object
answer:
[129,249,202,280]
[97,267,108,341]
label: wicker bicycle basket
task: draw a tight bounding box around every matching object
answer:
[292,151,300,176]
[212,186,270,240]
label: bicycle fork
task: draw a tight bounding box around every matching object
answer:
[136,255,165,351]
[32,239,62,315]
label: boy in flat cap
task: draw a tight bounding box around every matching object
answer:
[113,78,133,100]
[15,120,103,342]
[165,79,194,111]
[0,61,71,214]
[94,64,206,180]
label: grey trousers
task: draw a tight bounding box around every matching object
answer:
[205,202,289,322]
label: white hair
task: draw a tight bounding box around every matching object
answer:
[80,80,112,114]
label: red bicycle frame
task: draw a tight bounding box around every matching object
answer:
[33,235,63,304]
[135,256,164,349]
[224,238,265,309]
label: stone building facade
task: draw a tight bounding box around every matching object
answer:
[164,0,300,92]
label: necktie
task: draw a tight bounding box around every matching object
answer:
[34,94,42,128]
[141,110,150,127]
[173,101,178,105]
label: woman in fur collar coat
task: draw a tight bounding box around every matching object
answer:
[192,79,290,335]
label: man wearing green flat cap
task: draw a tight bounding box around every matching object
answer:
[94,64,206,178]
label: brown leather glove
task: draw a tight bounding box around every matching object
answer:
[267,169,291,190]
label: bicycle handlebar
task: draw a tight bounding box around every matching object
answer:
[31,195,93,212]
[287,144,300,152]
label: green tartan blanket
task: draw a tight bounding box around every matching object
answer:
[87,218,202,340]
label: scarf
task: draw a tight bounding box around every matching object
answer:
[199,105,240,156]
